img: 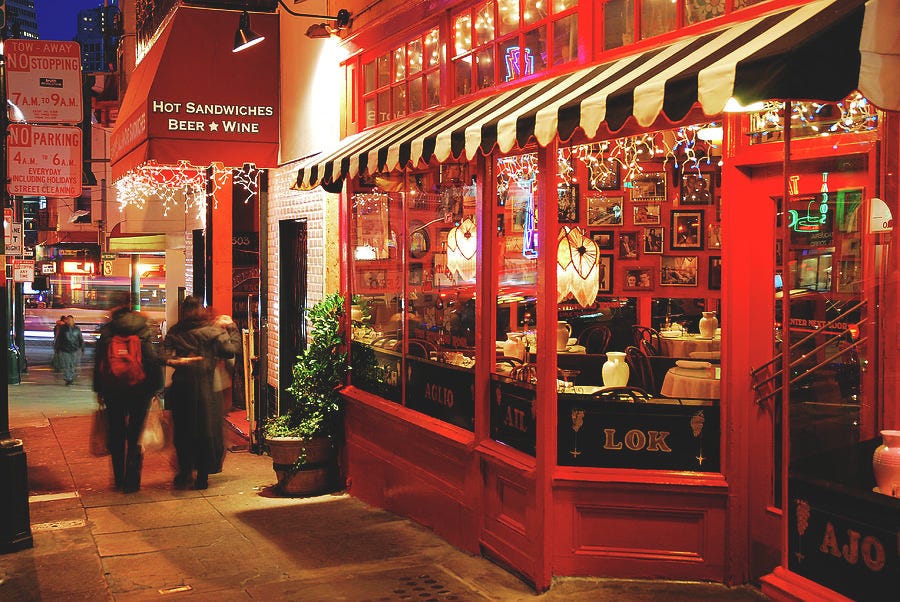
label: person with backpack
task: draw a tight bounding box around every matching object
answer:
[163,297,240,490]
[93,298,163,493]
[56,315,84,385]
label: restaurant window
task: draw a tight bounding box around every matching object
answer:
[553,125,724,472]
[349,167,478,431]
[453,0,578,99]
[603,0,769,51]
[362,28,441,128]
[492,151,541,455]
[746,93,879,145]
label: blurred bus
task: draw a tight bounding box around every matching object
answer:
[24,274,167,341]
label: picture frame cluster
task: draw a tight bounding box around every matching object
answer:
[559,155,722,293]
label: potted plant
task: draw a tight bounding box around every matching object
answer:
[264,292,349,496]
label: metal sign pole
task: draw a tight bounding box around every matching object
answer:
[0,36,34,554]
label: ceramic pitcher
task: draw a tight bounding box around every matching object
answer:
[557,321,572,351]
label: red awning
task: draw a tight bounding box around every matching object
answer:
[110,6,280,180]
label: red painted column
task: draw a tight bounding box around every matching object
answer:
[211,169,233,316]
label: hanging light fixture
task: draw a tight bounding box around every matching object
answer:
[234,3,353,52]
[556,226,600,307]
[447,217,477,281]
[233,10,265,53]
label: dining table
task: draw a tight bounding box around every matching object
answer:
[658,331,721,358]
[660,361,721,400]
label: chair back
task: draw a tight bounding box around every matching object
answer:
[577,324,612,354]
[632,325,662,356]
[624,345,656,392]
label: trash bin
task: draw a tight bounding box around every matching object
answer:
[8,345,20,385]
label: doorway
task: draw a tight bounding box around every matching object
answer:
[278,218,308,408]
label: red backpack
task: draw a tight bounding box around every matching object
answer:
[104,334,146,386]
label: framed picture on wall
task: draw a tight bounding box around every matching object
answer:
[409,263,423,286]
[633,203,661,225]
[679,170,716,206]
[708,256,722,290]
[671,210,704,250]
[630,171,667,202]
[359,269,387,290]
[623,266,654,291]
[586,194,624,226]
[587,161,621,191]
[558,184,579,223]
[590,230,615,250]
[643,227,664,254]
[618,231,639,259]
[661,255,699,286]
[707,223,722,249]
[598,254,614,294]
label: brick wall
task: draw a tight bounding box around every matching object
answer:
[266,163,341,397]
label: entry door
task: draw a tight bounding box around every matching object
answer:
[278,219,308,408]
[743,166,783,580]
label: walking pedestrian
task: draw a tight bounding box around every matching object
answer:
[93,296,163,493]
[51,315,66,372]
[163,296,240,490]
[56,315,84,385]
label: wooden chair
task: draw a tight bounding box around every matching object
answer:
[631,325,662,356]
[577,324,612,354]
[592,386,651,403]
[624,345,656,393]
[407,338,438,358]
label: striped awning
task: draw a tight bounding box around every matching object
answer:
[296,0,895,190]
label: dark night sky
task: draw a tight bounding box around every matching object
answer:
[36,0,109,41]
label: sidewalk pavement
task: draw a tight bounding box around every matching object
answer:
[2,364,769,601]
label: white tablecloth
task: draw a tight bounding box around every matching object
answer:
[659,334,720,358]
[660,366,721,399]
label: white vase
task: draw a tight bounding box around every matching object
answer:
[503,333,526,362]
[699,312,718,338]
[873,430,900,497]
[602,351,629,387]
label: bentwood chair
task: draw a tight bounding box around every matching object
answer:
[631,325,662,356]
[577,324,612,354]
[624,345,656,393]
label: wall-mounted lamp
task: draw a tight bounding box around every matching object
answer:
[234,1,352,52]
[234,10,265,53]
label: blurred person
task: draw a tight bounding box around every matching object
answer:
[51,315,66,372]
[93,294,163,493]
[163,297,240,490]
[56,315,84,385]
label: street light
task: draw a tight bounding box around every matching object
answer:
[233,1,352,52]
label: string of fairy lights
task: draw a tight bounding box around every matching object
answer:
[115,161,260,222]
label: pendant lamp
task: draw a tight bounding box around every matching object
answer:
[447,217,477,281]
[556,226,600,307]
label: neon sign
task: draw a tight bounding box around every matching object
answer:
[789,172,830,233]
[504,47,535,82]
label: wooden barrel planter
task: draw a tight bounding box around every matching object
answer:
[266,436,335,496]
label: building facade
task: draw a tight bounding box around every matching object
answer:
[276,0,899,598]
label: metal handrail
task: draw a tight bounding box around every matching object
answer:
[751,299,866,405]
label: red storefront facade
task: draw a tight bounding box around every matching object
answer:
[288,0,898,596]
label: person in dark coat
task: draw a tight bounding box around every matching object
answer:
[93,299,163,493]
[163,297,240,490]
[56,315,84,385]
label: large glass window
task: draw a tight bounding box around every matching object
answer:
[349,168,479,430]
[453,0,578,99]
[492,152,541,455]
[554,125,724,472]
[362,28,441,127]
